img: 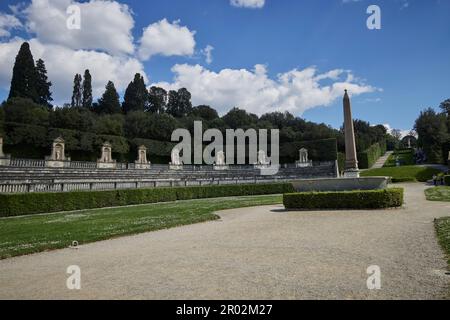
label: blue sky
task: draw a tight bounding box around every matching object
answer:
[0,0,449,134]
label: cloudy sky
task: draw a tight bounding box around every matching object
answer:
[0,0,449,133]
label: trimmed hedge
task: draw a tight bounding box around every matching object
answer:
[283,188,404,210]
[0,183,295,217]
[358,141,387,169]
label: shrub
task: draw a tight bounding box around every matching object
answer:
[0,183,295,217]
[283,188,404,210]
[391,177,416,183]
[445,175,450,186]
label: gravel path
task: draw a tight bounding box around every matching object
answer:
[0,183,449,300]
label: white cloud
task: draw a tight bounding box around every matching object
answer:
[0,38,146,103]
[0,13,22,37]
[383,124,412,138]
[201,45,214,64]
[138,19,196,61]
[230,0,265,9]
[153,64,376,116]
[24,0,135,55]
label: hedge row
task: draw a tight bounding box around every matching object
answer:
[0,183,295,217]
[283,188,404,210]
[358,141,387,169]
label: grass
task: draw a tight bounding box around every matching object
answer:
[0,194,282,259]
[361,165,442,183]
[435,217,450,268]
[383,149,414,167]
[425,187,450,202]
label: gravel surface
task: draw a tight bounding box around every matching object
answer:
[0,183,449,300]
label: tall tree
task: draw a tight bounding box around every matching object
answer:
[166,88,192,117]
[71,74,82,108]
[97,81,121,114]
[35,59,53,108]
[414,108,448,163]
[122,73,148,113]
[82,69,93,109]
[147,86,167,113]
[8,42,39,102]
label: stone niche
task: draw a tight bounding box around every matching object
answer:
[97,142,117,169]
[169,148,183,170]
[135,145,151,169]
[213,150,229,171]
[296,148,313,168]
[45,137,71,168]
[254,150,271,169]
[0,137,11,166]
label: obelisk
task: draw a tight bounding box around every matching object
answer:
[343,90,359,178]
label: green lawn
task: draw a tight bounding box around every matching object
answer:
[383,150,414,167]
[425,187,450,202]
[361,165,442,183]
[0,194,282,259]
[435,217,450,268]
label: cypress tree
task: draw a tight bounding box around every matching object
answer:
[82,69,93,109]
[71,74,82,108]
[8,42,39,102]
[122,73,148,113]
[35,58,53,108]
[97,81,121,114]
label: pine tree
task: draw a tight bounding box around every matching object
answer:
[97,81,121,114]
[148,86,167,113]
[8,42,39,102]
[82,69,93,109]
[71,74,82,108]
[122,73,148,113]
[35,59,53,108]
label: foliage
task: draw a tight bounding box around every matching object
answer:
[8,42,39,103]
[283,188,404,210]
[35,59,53,108]
[357,141,387,169]
[0,183,294,217]
[414,108,448,163]
[97,81,121,114]
[82,69,93,109]
[166,88,193,117]
[148,86,167,113]
[280,138,338,163]
[122,73,148,113]
[71,73,82,108]
[434,217,450,267]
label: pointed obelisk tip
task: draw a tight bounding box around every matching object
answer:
[344,89,349,100]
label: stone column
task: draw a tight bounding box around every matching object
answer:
[343,90,359,177]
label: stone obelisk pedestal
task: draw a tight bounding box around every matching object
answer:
[343,90,360,178]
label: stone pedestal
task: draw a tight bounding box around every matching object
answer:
[169,147,183,170]
[213,151,228,170]
[97,142,116,169]
[343,169,360,178]
[296,148,313,168]
[45,137,71,168]
[135,145,151,170]
[254,150,270,169]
